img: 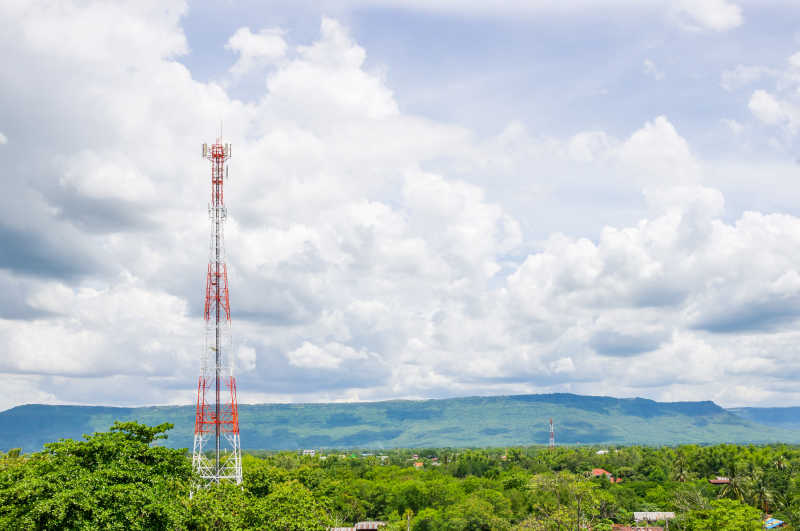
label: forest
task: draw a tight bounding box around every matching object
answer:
[0,422,796,530]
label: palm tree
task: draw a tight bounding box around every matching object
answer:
[671,451,689,483]
[749,470,773,515]
[718,464,749,503]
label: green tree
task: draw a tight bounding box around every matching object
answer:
[412,507,442,531]
[681,498,762,531]
[442,494,511,530]
[249,480,332,530]
[185,482,250,530]
[0,422,190,530]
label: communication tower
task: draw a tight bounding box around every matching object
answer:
[549,418,555,449]
[192,139,242,486]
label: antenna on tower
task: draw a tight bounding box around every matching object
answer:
[549,418,555,450]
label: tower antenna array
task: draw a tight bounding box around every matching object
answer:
[549,418,555,450]
[193,138,242,486]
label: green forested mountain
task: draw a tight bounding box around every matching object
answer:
[1,393,798,451]
[728,407,800,430]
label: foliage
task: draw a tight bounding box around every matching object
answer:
[0,421,189,530]
[680,498,762,530]
[4,422,800,529]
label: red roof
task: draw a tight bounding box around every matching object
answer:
[592,468,612,476]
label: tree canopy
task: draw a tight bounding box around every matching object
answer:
[1,423,797,529]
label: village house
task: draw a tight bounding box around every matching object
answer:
[329,521,386,531]
[591,468,623,483]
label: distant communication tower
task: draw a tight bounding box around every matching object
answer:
[192,139,242,486]
[549,418,555,449]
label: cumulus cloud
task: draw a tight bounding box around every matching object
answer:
[616,116,700,182]
[225,27,287,77]
[749,89,800,132]
[287,341,369,369]
[742,51,800,137]
[505,190,800,402]
[749,90,783,125]
[265,17,399,123]
[0,1,798,412]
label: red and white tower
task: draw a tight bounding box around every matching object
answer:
[192,139,242,485]
[549,418,555,449]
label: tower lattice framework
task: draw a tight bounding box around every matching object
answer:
[192,139,242,486]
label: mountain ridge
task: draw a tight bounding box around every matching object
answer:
[1,393,798,451]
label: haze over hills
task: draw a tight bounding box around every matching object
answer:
[2,393,799,452]
[728,407,800,431]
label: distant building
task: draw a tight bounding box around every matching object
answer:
[301,449,316,457]
[709,476,730,485]
[591,468,622,483]
[765,517,786,529]
[329,522,386,531]
[612,526,663,531]
[413,461,424,469]
[596,449,609,455]
[634,512,675,522]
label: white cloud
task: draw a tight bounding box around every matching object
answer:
[740,52,800,137]
[616,116,700,182]
[672,0,743,31]
[643,59,665,81]
[59,150,156,200]
[337,0,743,32]
[748,89,800,133]
[721,118,744,134]
[225,27,287,77]
[0,132,6,145]
[721,65,774,91]
[237,345,257,372]
[287,341,369,369]
[566,130,616,163]
[2,2,800,411]
[789,51,800,70]
[505,189,800,402]
[264,17,398,123]
[749,90,784,125]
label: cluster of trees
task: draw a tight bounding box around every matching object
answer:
[0,422,798,529]
[0,423,330,530]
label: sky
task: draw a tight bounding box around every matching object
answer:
[2,0,800,410]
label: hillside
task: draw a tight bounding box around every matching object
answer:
[1,393,798,451]
[728,406,800,431]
